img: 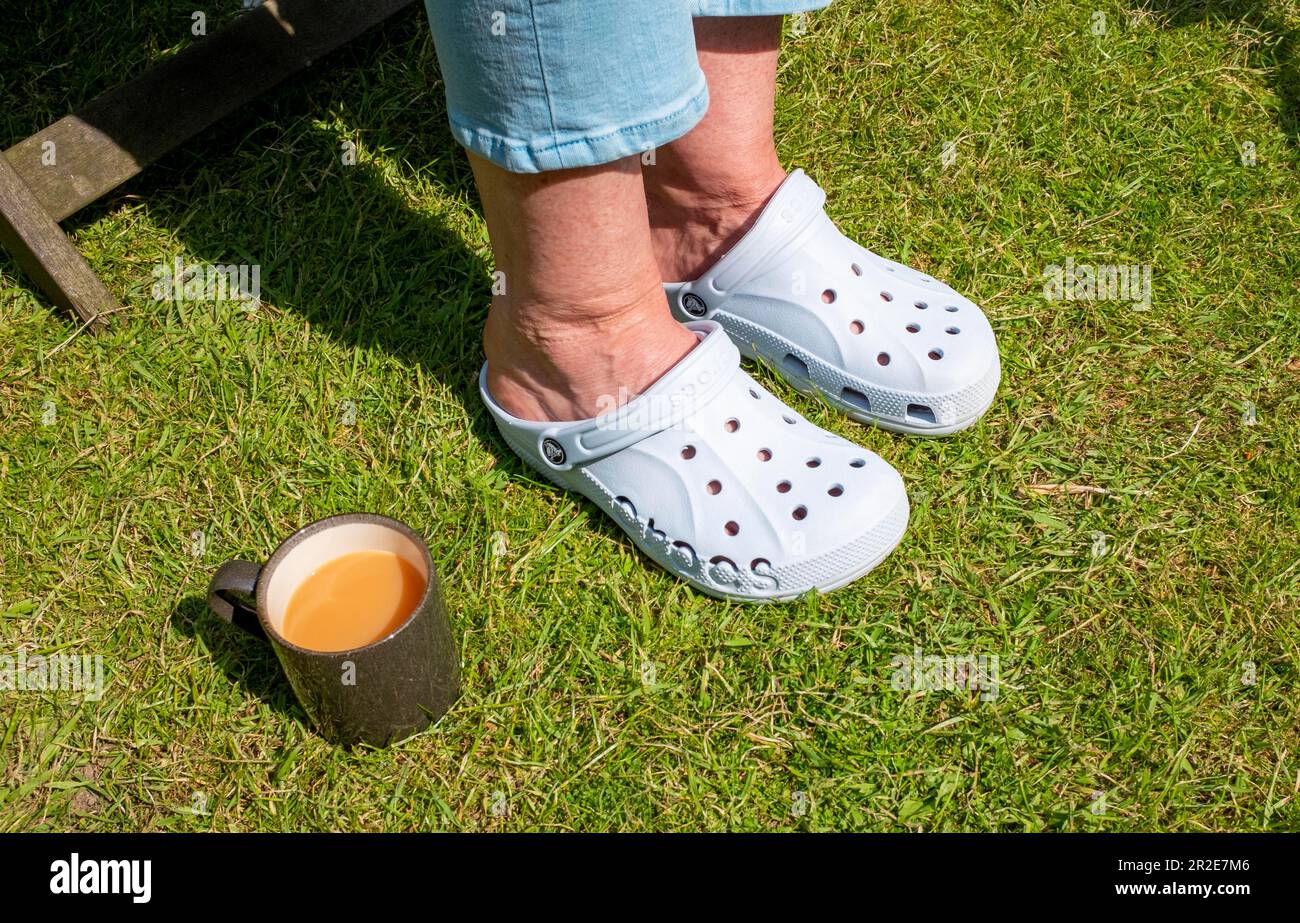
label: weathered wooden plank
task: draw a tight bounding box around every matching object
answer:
[0,156,117,328]
[0,0,414,329]
[2,0,414,222]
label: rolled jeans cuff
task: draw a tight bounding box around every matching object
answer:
[693,1,832,13]
[425,0,832,173]
[446,74,710,174]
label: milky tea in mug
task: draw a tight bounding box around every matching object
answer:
[208,514,459,745]
[282,549,426,652]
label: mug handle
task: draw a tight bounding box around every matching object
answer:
[207,560,267,637]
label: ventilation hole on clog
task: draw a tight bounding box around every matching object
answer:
[822,289,837,304]
[615,496,637,519]
[877,352,891,366]
[749,388,760,399]
[886,266,897,273]
[781,354,808,379]
[915,301,928,310]
[879,291,894,302]
[946,326,960,335]
[777,480,792,493]
[757,448,772,462]
[907,403,937,424]
[849,320,864,335]
[724,521,740,536]
[849,458,866,468]
[709,555,736,568]
[840,388,871,412]
[681,445,696,460]
[851,263,863,276]
[725,418,740,432]
[750,557,772,572]
[906,323,920,333]
[647,518,666,541]
[673,541,697,566]
[805,457,822,468]
[828,484,844,497]
[707,479,722,495]
[782,414,797,425]
[945,305,959,312]
[792,506,808,521]
[928,348,944,360]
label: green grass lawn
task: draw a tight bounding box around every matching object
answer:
[2,0,1298,831]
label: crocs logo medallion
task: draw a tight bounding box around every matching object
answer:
[681,293,707,317]
[541,438,566,466]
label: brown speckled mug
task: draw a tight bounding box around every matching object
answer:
[206,513,459,746]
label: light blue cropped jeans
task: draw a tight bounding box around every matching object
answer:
[423,0,833,172]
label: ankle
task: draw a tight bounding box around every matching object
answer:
[644,159,787,281]
[484,285,698,423]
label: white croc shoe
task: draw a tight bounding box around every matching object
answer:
[665,170,1000,436]
[479,321,909,602]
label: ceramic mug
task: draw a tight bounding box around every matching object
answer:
[206,513,459,746]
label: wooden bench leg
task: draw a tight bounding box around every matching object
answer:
[0,156,117,330]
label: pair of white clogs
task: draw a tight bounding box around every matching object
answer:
[481,170,999,601]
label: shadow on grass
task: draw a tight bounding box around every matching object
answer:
[170,594,310,730]
[123,12,498,430]
[1148,0,1300,148]
[4,8,494,425]
[3,10,640,691]
[0,7,514,734]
